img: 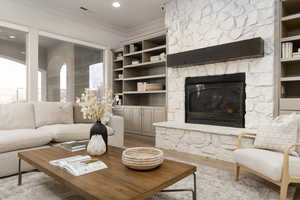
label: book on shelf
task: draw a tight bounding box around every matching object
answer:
[282,42,293,59]
[59,140,89,152]
[49,155,108,176]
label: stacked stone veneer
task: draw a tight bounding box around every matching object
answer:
[155,0,276,162]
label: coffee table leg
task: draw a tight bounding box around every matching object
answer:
[160,172,197,200]
[18,158,22,186]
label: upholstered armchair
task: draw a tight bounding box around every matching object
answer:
[233,133,300,200]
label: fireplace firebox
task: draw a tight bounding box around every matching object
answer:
[185,73,246,128]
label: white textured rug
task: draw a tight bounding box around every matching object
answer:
[0,164,296,200]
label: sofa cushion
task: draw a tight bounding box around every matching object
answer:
[34,102,74,127]
[38,124,93,142]
[0,103,35,130]
[0,129,52,153]
[233,148,300,181]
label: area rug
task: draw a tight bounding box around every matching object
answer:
[0,162,296,200]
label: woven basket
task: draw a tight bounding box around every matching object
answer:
[122,147,164,170]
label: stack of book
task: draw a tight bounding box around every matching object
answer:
[59,141,89,152]
[293,51,300,59]
[282,42,293,59]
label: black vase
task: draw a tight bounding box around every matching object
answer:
[90,121,108,152]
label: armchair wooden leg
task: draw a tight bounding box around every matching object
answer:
[279,182,289,200]
[235,164,240,181]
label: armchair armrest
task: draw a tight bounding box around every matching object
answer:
[236,132,257,148]
[282,144,300,180]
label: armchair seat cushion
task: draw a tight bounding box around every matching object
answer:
[233,148,300,181]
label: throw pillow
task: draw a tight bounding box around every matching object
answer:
[254,113,299,156]
[34,102,74,127]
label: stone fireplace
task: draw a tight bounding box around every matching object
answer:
[154,0,276,162]
[185,73,246,128]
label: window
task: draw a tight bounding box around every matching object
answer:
[38,35,104,102]
[89,63,104,90]
[0,26,27,103]
[0,57,26,103]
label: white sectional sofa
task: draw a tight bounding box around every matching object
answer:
[0,102,124,177]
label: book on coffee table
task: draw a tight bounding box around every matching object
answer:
[49,155,107,176]
[59,140,89,152]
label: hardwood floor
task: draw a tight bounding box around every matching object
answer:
[124,134,300,200]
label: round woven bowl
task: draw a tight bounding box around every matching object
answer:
[122,147,164,170]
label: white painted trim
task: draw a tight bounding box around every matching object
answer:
[39,31,107,50]
[0,20,29,32]
[26,28,39,102]
[122,29,168,45]
[0,54,26,65]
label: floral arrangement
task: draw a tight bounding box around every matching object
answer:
[76,88,113,122]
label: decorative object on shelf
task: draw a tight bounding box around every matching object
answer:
[132,60,140,65]
[118,74,123,79]
[150,55,161,62]
[129,44,138,53]
[77,87,113,154]
[137,82,147,91]
[114,94,122,105]
[116,52,123,60]
[160,52,166,60]
[122,147,164,170]
[146,83,163,91]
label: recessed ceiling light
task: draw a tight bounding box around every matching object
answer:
[20,51,25,55]
[9,35,16,39]
[112,2,121,8]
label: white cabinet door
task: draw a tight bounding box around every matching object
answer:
[112,107,124,116]
[152,107,166,133]
[141,107,166,137]
[124,106,142,134]
[141,107,154,136]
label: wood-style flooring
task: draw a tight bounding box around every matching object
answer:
[124,133,300,200]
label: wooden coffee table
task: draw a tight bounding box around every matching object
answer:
[18,146,197,200]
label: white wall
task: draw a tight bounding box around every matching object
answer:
[165,0,276,129]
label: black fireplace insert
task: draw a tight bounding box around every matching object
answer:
[185,73,246,128]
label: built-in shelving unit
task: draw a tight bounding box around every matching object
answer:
[279,0,300,113]
[112,31,167,138]
[112,32,167,107]
[112,48,124,104]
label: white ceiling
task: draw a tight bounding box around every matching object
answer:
[23,0,165,32]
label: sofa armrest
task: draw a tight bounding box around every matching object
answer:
[236,132,257,148]
[282,144,300,180]
[107,115,124,148]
